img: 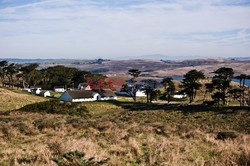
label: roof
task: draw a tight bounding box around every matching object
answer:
[31,88,40,91]
[67,90,97,99]
[78,83,88,87]
[54,86,64,89]
[94,90,116,97]
[30,86,41,89]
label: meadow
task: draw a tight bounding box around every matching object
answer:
[0,88,249,165]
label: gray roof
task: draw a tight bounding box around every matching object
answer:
[54,86,64,89]
[78,83,88,87]
[94,90,116,97]
[67,90,97,99]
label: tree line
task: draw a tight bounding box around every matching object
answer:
[0,61,105,90]
[1,60,249,106]
[126,68,250,106]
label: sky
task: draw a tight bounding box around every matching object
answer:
[0,0,250,59]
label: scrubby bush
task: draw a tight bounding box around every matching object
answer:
[51,151,109,166]
[18,100,90,117]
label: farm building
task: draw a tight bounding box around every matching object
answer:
[59,90,99,102]
[40,91,51,97]
[116,90,146,97]
[59,90,117,102]
[78,83,92,90]
[31,88,41,95]
[22,88,31,93]
[95,90,117,101]
[54,86,65,92]
[30,86,42,90]
[173,92,187,99]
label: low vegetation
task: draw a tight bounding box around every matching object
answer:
[17,100,90,117]
[0,92,249,165]
[0,61,250,165]
[0,88,47,111]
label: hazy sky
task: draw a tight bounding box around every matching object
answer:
[0,0,250,59]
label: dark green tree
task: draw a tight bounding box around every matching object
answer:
[161,77,175,103]
[141,79,160,103]
[235,74,247,106]
[127,69,141,102]
[72,70,91,88]
[44,66,78,89]
[210,67,234,105]
[181,70,205,103]
[5,63,18,87]
[203,83,214,103]
[20,63,39,88]
[128,69,141,78]
[0,61,8,86]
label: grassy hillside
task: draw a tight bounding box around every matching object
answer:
[0,88,47,111]
[0,99,249,165]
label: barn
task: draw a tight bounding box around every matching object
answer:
[95,90,117,101]
[59,90,99,102]
[78,83,92,90]
[54,86,65,92]
[40,91,51,97]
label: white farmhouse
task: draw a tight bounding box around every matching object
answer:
[40,91,51,97]
[22,88,31,93]
[31,88,42,95]
[95,90,117,101]
[54,86,65,92]
[30,86,42,90]
[59,90,99,102]
[173,92,187,99]
[135,90,146,97]
[116,90,146,97]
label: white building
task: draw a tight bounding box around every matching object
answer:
[30,86,42,90]
[78,83,92,90]
[59,90,99,102]
[40,91,51,97]
[31,88,42,95]
[173,92,187,99]
[95,90,118,101]
[59,90,117,102]
[116,90,146,97]
[135,90,146,97]
[54,86,65,92]
[22,88,31,93]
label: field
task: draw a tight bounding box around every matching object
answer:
[0,88,47,111]
[0,88,249,165]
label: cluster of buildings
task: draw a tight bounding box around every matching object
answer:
[22,83,118,102]
[22,82,187,103]
[23,86,51,97]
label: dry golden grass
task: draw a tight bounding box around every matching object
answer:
[0,86,249,165]
[0,104,249,165]
[0,88,47,111]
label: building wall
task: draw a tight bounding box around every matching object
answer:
[136,90,146,97]
[99,96,118,101]
[173,94,187,99]
[55,88,65,92]
[35,89,41,95]
[44,92,51,97]
[72,98,96,102]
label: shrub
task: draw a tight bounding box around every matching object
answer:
[51,151,109,166]
[18,100,90,117]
